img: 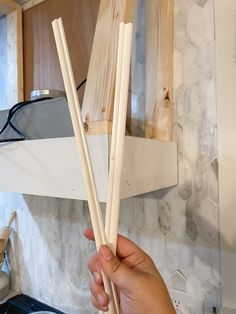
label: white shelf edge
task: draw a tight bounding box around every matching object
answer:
[0,135,177,202]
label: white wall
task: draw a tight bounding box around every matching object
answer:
[215,0,236,309]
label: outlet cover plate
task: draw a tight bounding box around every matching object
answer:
[170,289,204,314]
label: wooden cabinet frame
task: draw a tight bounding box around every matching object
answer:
[82,0,173,141]
[0,0,23,108]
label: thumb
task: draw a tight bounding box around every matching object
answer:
[99,245,138,290]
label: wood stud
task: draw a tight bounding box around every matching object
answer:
[145,0,174,141]
[0,0,23,108]
[81,0,136,135]
[82,0,173,140]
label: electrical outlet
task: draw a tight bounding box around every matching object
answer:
[170,289,204,314]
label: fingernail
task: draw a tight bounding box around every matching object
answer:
[97,293,107,305]
[93,272,101,284]
[100,245,113,261]
[101,306,108,312]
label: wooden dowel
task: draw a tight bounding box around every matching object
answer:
[102,22,125,314]
[106,23,133,253]
[52,18,119,314]
[100,22,132,314]
[52,17,104,249]
[105,22,125,239]
[102,24,133,314]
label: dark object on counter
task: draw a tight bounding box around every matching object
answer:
[0,294,65,314]
[0,97,74,142]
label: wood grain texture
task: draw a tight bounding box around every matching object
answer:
[0,16,7,108]
[23,0,100,100]
[84,120,112,135]
[145,0,173,141]
[0,0,23,108]
[7,6,23,106]
[81,0,136,127]
[0,0,19,15]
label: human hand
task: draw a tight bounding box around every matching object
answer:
[84,228,176,314]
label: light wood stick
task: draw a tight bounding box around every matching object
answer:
[105,22,125,239]
[103,24,133,314]
[102,22,125,314]
[52,18,119,314]
[101,22,132,314]
[52,18,104,248]
[106,23,133,252]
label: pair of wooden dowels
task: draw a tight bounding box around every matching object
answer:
[105,22,133,255]
[102,22,133,314]
[52,18,132,314]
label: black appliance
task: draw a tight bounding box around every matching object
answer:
[0,294,65,314]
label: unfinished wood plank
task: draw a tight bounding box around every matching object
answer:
[84,120,113,135]
[7,6,23,106]
[0,0,19,15]
[124,0,136,23]
[82,0,136,133]
[0,16,7,108]
[145,0,173,141]
[0,0,23,108]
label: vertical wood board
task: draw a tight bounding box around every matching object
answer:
[81,0,136,131]
[0,0,23,108]
[145,0,173,141]
[0,16,7,108]
[0,0,19,14]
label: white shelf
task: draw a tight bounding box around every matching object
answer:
[0,135,177,202]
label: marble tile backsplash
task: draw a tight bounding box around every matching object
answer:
[0,0,220,313]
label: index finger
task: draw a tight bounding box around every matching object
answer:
[84,228,146,258]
